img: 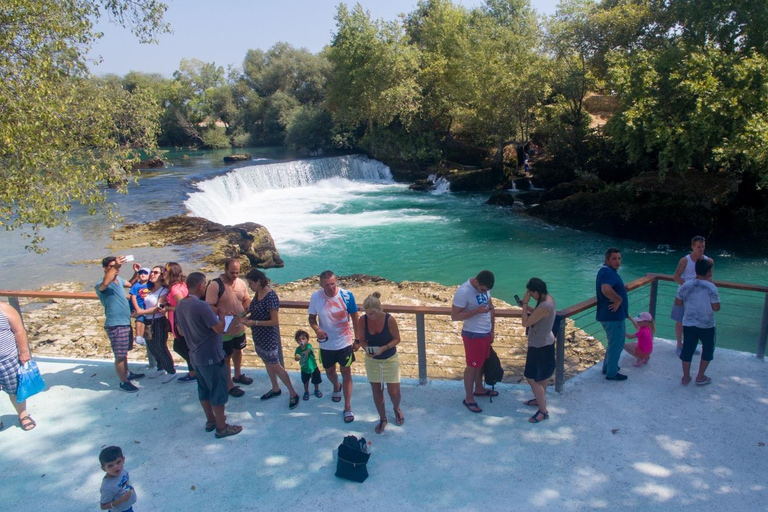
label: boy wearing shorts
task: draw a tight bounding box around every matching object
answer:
[675,258,720,386]
[294,330,323,400]
[451,270,497,413]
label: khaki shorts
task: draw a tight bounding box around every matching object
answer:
[364,352,400,384]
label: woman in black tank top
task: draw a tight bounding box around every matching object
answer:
[358,292,404,434]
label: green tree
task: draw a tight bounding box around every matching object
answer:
[0,0,169,250]
[326,3,421,135]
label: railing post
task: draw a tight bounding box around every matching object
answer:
[648,279,658,320]
[416,313,427,385]
[8,297,24,327]
[555,315,565,393]
[757,293,768,360]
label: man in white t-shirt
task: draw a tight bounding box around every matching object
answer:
[308,270,360,423]
[451,270,496,413]
[671,235,713,355]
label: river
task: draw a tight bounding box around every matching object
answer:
[1,149,766,351]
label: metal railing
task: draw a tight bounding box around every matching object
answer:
[3,272,767,392]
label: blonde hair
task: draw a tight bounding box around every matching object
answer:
[363,291,383,313]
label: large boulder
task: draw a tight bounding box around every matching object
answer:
[223,154,252,163]
[112,215,283,270]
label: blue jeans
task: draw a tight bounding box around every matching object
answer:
[601,320,626,378]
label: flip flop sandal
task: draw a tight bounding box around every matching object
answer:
[332,386,342,402]
[529,410,549,423]
[474,389,499,397]
[524,399,539,407]
[289,395,300,409]
[695,377,712,386]
[314,389,323,398]
[463,400,482,413]
[215,424,243,439]
[344,410,355,423]
[394,408,405,426]
[19,415,36,431]
[375,418,388,434]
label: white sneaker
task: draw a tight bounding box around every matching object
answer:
[161,373,177,384]
[149,370,167,379]
[135,336,146,347]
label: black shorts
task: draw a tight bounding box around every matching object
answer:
[681,326,716,362]
[319,345,355,370]
[301,367,323,385]
[524,344,556,382]
[223,333,247,357]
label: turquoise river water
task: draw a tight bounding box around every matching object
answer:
[1,149,766,352]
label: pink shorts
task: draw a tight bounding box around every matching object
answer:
[462,331,492,368]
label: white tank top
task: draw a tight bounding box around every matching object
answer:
[680,254,709,283]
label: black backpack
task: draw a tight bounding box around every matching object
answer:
[206,277,225,301]
[335,435,370,483]
[482,347,504,402]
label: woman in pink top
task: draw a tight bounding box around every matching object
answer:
[164,262,196,382]
[624,312,655,366]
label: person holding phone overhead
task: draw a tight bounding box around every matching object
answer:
[358,291,403,434]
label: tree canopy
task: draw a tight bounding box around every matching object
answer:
[0,0,169,250]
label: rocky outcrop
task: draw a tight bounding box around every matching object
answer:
[131,156,165,170]
[439,166,509,192]
[223,154,252,163]
[486,190,516,206]
[112,215,283,270]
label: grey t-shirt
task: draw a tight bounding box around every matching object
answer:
[676,279,720,328]
[175,295,224,367]
[100,469,137,512]
[527,296,556,348]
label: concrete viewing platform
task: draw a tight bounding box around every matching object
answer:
[1,339,767,511]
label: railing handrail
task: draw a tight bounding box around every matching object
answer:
[3,270,768,317]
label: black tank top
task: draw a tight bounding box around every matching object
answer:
[364,313,396,360]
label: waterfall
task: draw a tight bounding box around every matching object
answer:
[425,174,451,195]
[185,155,394,225]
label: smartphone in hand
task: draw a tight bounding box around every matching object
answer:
[514,294,523,307]
[366,346,381,356]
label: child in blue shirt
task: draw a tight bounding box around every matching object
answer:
[129,268,150,347]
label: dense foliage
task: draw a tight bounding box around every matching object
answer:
[5,0,768,249]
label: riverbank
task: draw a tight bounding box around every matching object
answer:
[20,276,604,383]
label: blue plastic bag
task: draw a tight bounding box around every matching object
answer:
[16,360,45,402]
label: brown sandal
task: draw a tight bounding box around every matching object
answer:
[394,408,405,426]
[215,424,242,439]
[375,418,388,434]
[19,415,36,431]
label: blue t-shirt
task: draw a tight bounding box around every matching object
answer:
[95,277,131,328]
[595,265,628,322]
[129,282,149,311]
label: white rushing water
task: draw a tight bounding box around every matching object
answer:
[185,155,443,252]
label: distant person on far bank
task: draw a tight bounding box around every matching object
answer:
[96,256,145,392]
[596,248,629,381]
[671,236,713,356]
[452,270,497,413]
[675,258,720,386]
[175,272,242,438]
[308,270,360,424]
[206,258,252,397]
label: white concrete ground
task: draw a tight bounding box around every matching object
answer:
[1,339,767,512]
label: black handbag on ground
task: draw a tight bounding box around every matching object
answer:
[335,435,370,483]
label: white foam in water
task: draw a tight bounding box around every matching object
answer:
[185,155,443,253]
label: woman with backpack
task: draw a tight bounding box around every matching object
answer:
[520,278,556,423]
